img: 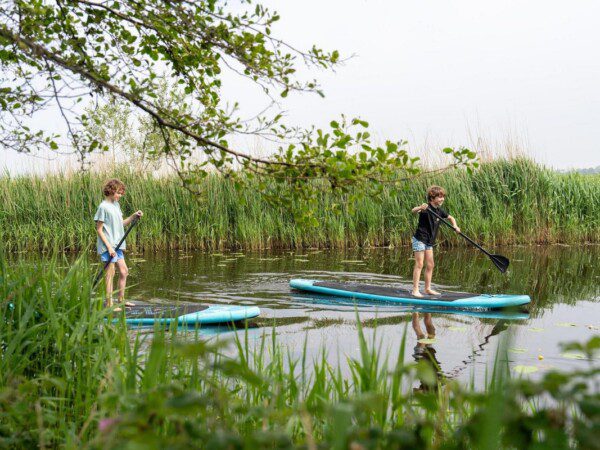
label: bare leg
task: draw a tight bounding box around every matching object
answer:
[424,249,440,295]
[412,252,425,297]
[115,259,133,306]
[105,263,115,307]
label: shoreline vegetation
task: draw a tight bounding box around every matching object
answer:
[1,257,598,449]
[1,158,599,252]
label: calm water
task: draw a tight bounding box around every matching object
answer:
[107,244,600,385]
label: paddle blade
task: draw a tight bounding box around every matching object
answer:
[490,254,510,273]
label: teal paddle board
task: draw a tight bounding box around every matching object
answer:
[119,303,260,325]
[290,279,530,310]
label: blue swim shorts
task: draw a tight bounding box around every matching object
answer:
[412,236,432,252]
[100,249,125,263]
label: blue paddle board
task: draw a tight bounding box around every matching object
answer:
[120,303,260,325]
[290,279,530,310]
[289,294,529,320]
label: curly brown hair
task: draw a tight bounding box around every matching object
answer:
[102,179,126,197]
[427,185,446,201]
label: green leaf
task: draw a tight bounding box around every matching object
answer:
[513,365,539,374]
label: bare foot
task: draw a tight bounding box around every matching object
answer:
[117,301,135,307]
[412,290,424,298]
[425,289,441,296]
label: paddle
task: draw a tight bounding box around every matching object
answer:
[426,207,510,273]
[92,214,140,290]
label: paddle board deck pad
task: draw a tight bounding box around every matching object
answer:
[119,304,260,325]
[290,279,530,309]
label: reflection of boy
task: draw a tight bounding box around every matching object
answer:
[410,185,460,297]
[412,312,444,393]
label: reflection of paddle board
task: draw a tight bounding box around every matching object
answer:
[290,279,531,310]
[118,303,260,325]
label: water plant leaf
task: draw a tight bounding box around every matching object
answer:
[513,365,539,374]
[448,326,467,332]
[555,322,577,327]
[417,338,436,344]
[509,348,528,354]
[560,352,586,360]
[528,327,544,332]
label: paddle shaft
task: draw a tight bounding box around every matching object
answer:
[426,207,493,257]
[92,215,140,289]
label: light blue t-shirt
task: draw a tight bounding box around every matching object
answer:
[94,200,125,254]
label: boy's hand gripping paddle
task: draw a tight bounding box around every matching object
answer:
[92,215,141,290]
[426,207,510,273]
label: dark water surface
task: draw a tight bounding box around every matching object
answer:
[113,244,600,384]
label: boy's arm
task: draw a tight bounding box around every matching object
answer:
[412,203,428,214]
[123,210,144,226]
[96,221,115,256]
[447,215,461,233]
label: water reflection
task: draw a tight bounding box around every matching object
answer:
[412,312,444,392]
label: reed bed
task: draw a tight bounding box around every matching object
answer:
[1,256,598,449]
[1,158,598,252]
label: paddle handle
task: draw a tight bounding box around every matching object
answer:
[92,215,140,289]
[426,207,492,257]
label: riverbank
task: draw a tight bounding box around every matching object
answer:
[1,257,597,449]
[1,158,598,252]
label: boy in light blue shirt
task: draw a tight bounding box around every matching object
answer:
[94,179,143,310]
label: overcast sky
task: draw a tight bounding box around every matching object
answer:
[3,0,599,173]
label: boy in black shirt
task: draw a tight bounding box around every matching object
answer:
[411,185,460,297]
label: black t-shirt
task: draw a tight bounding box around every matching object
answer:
[413,205,449,246]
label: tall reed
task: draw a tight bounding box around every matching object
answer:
[1,158,598,252]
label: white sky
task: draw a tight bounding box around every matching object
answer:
[2,0,599,173]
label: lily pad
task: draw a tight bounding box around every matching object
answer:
[555,322,577,327]
[560,352,586,360]
[513,365,539,374]
[448,326,467,332]
[417,338,437,344]
[528,327,544,332]
[509,348,528,354]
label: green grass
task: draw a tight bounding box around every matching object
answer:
[1,256,598,449]
[1,158,599,252]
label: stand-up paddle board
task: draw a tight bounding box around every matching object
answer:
[289,294,529,320]
[290,279,530,310]
[118,303,260,325]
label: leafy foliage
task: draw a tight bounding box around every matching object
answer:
[0,0,476,222]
